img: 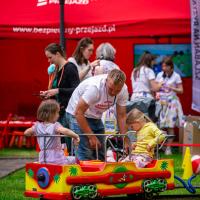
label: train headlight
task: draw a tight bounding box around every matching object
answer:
[36,167,50,189]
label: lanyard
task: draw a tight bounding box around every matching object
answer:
[105,81,116,117]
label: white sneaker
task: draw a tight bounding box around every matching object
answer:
[165,147,172,155]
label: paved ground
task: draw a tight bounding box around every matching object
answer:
[0,157,37,178]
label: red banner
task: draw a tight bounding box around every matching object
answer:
[0,0,191,39]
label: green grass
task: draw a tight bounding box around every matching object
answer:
[0,169,34,200]
[0,148,38,199]
[0,148,38,158]
[160,151,200,195]
[0,150,199,199]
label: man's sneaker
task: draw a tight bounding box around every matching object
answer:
[165,147,172,155]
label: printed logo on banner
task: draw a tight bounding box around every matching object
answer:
[13,0,116,36]
[37,0,48,6]
[12,24,116,35]
[37,0,90,6]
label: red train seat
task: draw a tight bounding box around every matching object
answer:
[145,160,157,168]
[79,160,106,172]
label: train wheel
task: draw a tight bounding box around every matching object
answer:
[71,184,98,200]
[72,185,82,200]
[88,185,98,199]
[143,179,153,193]
[156,178,167,192]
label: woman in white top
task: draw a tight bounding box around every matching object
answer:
[130,52,162,122]
[67,37,100,81]
[156,57,184,155]
[94,42,119,75]
[131,51,161,100]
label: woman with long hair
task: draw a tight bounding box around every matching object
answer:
[156,56,184,155]
[40,43,80,154]
[68,37,100,81]
[131,51,161,100]
[130,51,162,122]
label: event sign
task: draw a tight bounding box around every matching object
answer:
[190,0,200,112]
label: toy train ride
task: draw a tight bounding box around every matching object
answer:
[24,134,198,200]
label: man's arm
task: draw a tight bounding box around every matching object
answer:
[74,98,101,149]
[116,104,127,134]
[74,98,92,134]
[116,104,129,151]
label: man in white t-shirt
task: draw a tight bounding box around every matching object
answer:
[66,69,129,161]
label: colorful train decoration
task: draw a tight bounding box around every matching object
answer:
[25,158,174,200]
[24,133,200,200]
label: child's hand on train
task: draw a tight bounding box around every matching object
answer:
[146,144,152,152]
[131,143,136,150]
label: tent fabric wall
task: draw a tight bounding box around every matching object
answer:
[1,36,198,119]
[0,39,50,118]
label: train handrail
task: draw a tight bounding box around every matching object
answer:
[35,133,131,163]
[34,132,174,163]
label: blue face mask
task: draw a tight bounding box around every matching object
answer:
[47,64,56,75]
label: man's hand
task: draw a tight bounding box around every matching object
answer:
[73,136,80,146]
[88,135,101,149]
[124,137,130,154]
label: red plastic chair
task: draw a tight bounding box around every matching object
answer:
[0,113,13,149]
[9,131,36,148]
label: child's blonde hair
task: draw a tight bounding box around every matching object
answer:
[37,99,60,122]
[126,108,152,124]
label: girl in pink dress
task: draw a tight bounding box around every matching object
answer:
[24,99,80,164]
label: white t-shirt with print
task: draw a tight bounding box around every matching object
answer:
[156,71,182,97]
[68,57,92,80]
[131,66,155,94]
[100,60,119,74]
[66,74,128,119]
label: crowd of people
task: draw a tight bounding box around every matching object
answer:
[24,37,185,167]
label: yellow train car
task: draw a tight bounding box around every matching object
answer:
[25,158,174,200]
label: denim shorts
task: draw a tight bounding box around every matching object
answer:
[66,112,105,161]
